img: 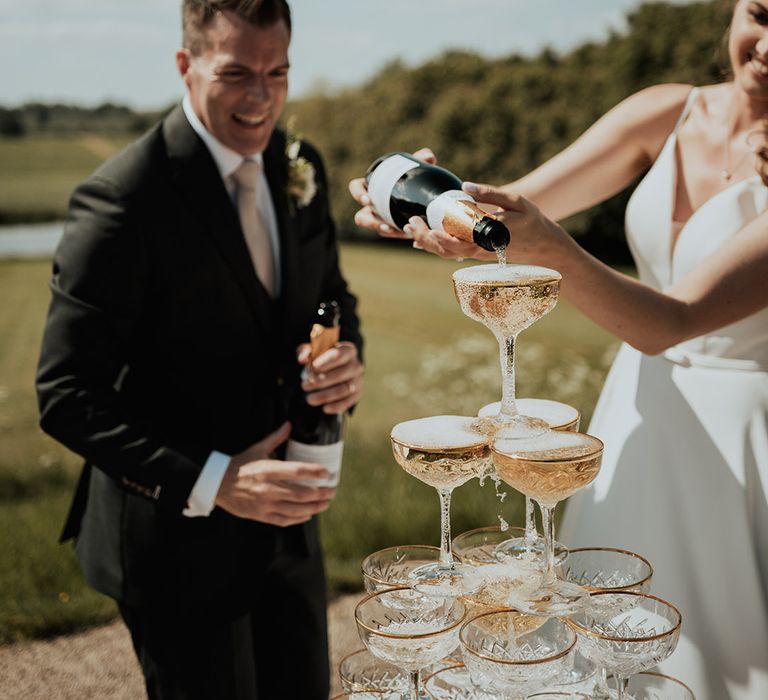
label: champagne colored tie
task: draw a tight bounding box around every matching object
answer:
[232,159,275,297]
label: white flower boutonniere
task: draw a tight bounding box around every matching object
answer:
[285,117,317,211]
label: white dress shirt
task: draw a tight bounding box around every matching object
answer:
[181,95,281,517]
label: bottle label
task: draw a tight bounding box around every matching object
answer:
[367,154,419,228]
[426,189,475,230]
[286,439,344,488]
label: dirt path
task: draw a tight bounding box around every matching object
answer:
[0,594,363,699]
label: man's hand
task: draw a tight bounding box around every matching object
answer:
[348,147,436,239]
[215,422,336,526]
[297,341,363,414]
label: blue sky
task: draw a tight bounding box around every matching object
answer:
[2,0,696,108]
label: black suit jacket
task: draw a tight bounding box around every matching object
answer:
[36,105,362,613]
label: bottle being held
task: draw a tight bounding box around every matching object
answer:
[366,152,510,252]
[286,301,345,488]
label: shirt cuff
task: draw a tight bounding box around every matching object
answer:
[182,451,231,517]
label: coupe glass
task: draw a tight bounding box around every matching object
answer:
[339,648,409,694]
[355,588,467,700]
[567,592,682,700]
[524,693,592,699]
[362,545,442,603]
[492,432,604,616]
[423,663,501,699]
[460,611,577,699]
[453,264,561,439]
[558,547,654,699]
[479,399,580,565]
[625,671,694,699]
[331,692,403,700]
[452,526,546,613]
[391,415,491,596]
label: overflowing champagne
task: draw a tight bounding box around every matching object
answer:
[391,415,491,489]
[453,264,561,439]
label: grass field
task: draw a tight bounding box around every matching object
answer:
[0,244,617,643]
[0,135,132,223]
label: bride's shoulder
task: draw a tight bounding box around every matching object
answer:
[622,83,695,122]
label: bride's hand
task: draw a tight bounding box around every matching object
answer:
[349,147,437,240]
[463,182,564,261]
[402,215,495,261]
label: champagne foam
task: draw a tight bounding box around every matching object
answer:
[478,399,579,428]
[391,415,489,450]
[452,263,561,286]
[494,430,603,461]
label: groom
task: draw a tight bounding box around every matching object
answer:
[36,1,363,698]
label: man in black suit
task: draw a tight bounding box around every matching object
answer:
[36,1,363,698]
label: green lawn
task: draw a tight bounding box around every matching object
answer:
[0,246,617,642]
[0,135,132,222]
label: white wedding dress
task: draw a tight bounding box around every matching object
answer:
[561,88,768,700]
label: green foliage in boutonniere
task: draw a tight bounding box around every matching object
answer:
[285,116,317,213]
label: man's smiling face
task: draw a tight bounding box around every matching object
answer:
[177,10,290,156]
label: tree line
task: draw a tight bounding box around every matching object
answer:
[3,1,730,261]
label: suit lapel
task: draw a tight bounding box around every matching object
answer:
[163,106,272,334]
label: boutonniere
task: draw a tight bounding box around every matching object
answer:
[285,116,317,212]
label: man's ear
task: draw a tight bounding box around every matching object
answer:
[176,49,192,81]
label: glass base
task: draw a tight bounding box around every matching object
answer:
[470,412,549,440]
[512,578,590,617]
[495,535,569,566]
[408,561,484,597]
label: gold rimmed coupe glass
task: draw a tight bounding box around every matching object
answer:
[362,545,442,594]
[479,399,580,565]
[453,264,561,439]
[331,691,403,700]
[338,648,409,694]
[625,671,695,699]
[492,432,604,616]
[460,611,577,699]
[558,548,653,698]
[423,663,503,699]
[567,592,682,700]
[453,526,546,614]
[391,416,491,596]
[355,588,467,700]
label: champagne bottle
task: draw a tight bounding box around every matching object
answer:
[365,152,510,252]
[286,301,344,488]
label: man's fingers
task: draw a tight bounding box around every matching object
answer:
[309,341,358,374]
[258,460,331,482]
[254,421,292,455]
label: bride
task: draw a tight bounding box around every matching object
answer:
[349,1,768,698]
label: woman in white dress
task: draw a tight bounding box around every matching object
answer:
[350,2,768,698]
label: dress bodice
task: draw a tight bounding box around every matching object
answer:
[624,87,768,369]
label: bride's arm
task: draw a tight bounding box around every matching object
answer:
[468,184,768,355]
[503,83,691,221]
[405,83,692,259]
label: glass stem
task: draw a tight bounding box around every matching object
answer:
[616,674,629,700]
[437,488,454,565]
[408,670,421,700]
[524,497,537,547]
[539,502,557,586]
[498,333,519,418]
[594,666,611,697]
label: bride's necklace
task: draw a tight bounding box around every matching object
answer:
[721,102,755,182]
[721,140,753,181]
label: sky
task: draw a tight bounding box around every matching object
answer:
[2,0,697,109]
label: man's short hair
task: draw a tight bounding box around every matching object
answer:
[182,0,292,54]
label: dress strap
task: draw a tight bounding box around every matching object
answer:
[672,86,699,132]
